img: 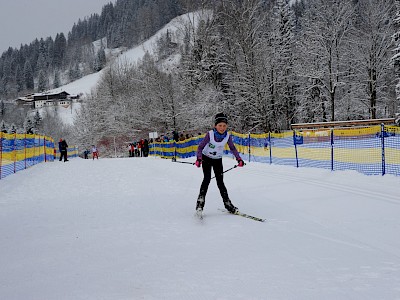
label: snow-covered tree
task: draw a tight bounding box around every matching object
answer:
[37,70,48,92]
[15,65,24,93]
[24,117,34,134]
[53,71,61,88]
[297,0,354,122]
[393,0,400,111]
[0,119,8,133]
[94,46,106,72]
[0,100,4,117]
[348,0,395,119]
[24,60,34,91]
[9,123,17,134]
[264,0,298,130]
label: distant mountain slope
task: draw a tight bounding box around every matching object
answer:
[44,11,205,125]
[49,11,201,97]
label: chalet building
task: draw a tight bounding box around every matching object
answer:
[15,91,79,109]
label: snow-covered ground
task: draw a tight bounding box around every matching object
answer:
[1,157,399,300]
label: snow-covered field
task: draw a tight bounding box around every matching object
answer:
[1,157,399,300]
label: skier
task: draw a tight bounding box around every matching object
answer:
[58,138,69,162]
[195,112,245,216]
[92,145,99,160]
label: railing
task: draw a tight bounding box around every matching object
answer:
[0,133,79,180]
[0,133,55,179]
[149,125,400,176]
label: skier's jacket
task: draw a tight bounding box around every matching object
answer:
[197,129,241,160]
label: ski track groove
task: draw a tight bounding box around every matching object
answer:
[240,167,399,204]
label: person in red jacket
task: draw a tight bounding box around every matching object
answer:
[92,145,99,160]
[194,113,245,216]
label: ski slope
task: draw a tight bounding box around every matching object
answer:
[1,157,400,300]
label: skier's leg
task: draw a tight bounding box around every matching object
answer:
[214,159,238,213]
[197,156,212,210]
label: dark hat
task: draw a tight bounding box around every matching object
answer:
[215,113,228,125]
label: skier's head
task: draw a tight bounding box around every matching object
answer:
[214,112,228,134]
[214,112,228,126]
[60,138,62,142]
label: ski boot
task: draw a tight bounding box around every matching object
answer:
[196,195,205,218]
[223,199,238,214]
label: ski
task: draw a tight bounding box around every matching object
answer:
[218,208,266,222]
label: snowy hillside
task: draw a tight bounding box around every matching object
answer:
[46,11,206,125]
[1,157,399,299]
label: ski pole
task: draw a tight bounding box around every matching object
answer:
[211,162,246,179]
[211,165,237,179]
[172,159,195,165]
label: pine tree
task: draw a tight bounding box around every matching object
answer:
[94,47,106,71]
[38,70,47,92]
[34,110,42,131]
[2,56,13,95]
[0,100,5,117]
[24,60,34,90]
[15,65,24,93]
[53,71,61,88]
[36,38,48,71]
[9,123,17,134]
[53,33,67,69]
[0,120,7,133]
[24,117,34,134]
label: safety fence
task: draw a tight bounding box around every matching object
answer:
[149,125,400,176]
[0,133,78,180]
[54,147,79,161]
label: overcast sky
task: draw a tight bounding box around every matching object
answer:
[0,0,114,53]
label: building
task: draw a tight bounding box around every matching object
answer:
[15,91,79,109]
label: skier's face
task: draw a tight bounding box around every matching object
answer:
[215,122,228,134]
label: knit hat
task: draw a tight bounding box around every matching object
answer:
[214,113,228,125]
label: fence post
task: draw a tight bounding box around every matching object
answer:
[44,137,47,162]
[381,123,386,176]
[330,129,334,171]
[24,133,27,169]
[0,131,2,179]
[268,132,272,164]
[248,133,251,162]
[293,130,299,168]
[33,134,36,165]
[13,132,16,173]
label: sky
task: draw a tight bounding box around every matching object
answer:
[0,0,114,53]
[0,157,399,299]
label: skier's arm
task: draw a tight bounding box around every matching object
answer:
[196,132,210,160]
[227,135,242,161]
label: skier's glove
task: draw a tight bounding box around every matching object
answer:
[237,159,245,167]
[195,159,202,168]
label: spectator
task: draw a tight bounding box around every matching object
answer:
[59,138,69,162]
[143,139,149,157]
[92,145,99,160]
